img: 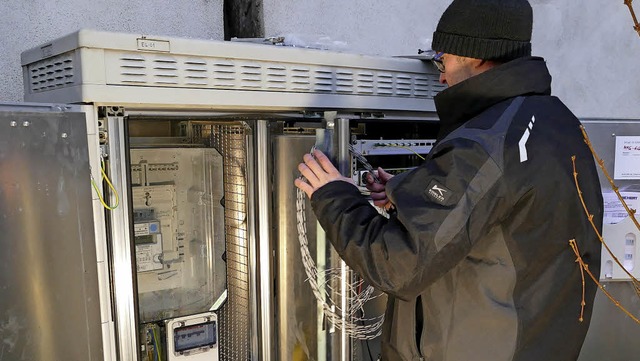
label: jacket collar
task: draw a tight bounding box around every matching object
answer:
[434,56,552,136]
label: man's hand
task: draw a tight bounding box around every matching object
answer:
[365,167,394,209]
[294,149,356,199]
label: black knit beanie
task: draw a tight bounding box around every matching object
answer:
[432,0,532,60]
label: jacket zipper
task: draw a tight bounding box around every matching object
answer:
[414,295,425,360]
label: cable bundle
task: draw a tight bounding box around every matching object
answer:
[295,146,385,340]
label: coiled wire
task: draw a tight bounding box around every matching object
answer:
[295,146,384,340]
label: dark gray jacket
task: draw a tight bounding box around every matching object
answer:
[311,57,603,361]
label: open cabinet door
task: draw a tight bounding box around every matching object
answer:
[0,103,103,361]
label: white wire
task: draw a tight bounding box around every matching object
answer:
[295,147,385,340]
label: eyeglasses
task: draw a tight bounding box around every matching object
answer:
[431,52,445,73]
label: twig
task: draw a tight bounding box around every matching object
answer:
[569,239,640,324]
[571,153,640,293]
[624,0,640,37]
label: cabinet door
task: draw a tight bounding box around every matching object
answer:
[0,104,103,361]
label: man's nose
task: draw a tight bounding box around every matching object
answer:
[439,72,447,85]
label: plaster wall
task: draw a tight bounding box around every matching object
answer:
[264,0,640,119]
[0,0,223,103]
[3,1,637,119]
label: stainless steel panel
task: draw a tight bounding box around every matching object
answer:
[335,118,352,361]
[274,135,345,361]
[107,114,139,361]
[254,120,273,361]
[0,107,103,360]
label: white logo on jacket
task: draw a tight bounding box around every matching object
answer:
[431,184,447,197]
[425,180,452,205]
[518,115,536,162]
[428,184,447,202]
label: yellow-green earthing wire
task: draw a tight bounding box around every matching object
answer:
[385,144,426,160]
[90,161,120,210]
[153,327,162,361]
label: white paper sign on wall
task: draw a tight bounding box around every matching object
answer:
[614,136,640,179]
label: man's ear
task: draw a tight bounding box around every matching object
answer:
[476,59,499,72]
[476,59,489,69]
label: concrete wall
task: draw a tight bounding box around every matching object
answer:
[264,0,640,118]
[263,0,448,57]
[1,0,224,103]
[533,0,639,119]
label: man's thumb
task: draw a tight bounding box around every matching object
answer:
[377,167,394,182]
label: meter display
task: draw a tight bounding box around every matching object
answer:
[134,218,163,271]
[174,321,217,353]
[166,312,219,360]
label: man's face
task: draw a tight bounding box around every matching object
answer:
[438,53,479,87]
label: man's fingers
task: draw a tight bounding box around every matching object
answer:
[378,167,394,182]
[366,182,386,192]
[303,153,328,181]
[298,162,320,186]
[373,199,390,208]
[295,150,357,200]
[364,172,373,184]
[313,149,340,176]
[294,178,315,199]
[370,191,387,200]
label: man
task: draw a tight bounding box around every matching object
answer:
[295,0,603,360]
